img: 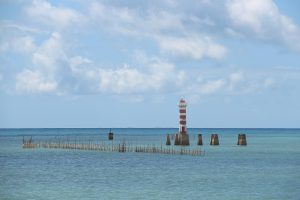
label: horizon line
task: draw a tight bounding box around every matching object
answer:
[1,127,300,129]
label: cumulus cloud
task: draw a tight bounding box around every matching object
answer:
[97,65,149,94]
[227,0,300,51]
[16,69,57,93]
[15,32,67,94]
[69,54,186,95]
[14,30,186,95]
[4,0,300,99]
[25,0,85,29]
[32,32,67,74]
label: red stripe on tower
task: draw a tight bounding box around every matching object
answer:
[179,109,186,113]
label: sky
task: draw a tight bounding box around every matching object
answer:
[0,0,300,128]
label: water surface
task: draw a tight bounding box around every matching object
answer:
[0,128,299,200]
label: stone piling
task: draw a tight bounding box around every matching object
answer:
[179,134,190,145]
[108,129,113,140]
[197,134,203,145]
[166,134,171,145]
[210,134,219,145]
[237,134,247,145]
[174,134,180,145]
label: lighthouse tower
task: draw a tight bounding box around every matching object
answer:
[178,98,189,145]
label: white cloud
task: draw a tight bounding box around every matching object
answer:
[0,20,40,34]
[88,0,300,53]
[227,0,277,34]
[97,65,149,94]
[183,69,281,101]
[15,32,68,94]
[7,0,299,99]
[0,36,36,53]
[89,1,226,60]
[228,71,244,91]
[9,30,186,96]
[198,79,226,94]
[157,35,227,60]
[89,2,183,35]
[32,32,67,75]
[16,69,57,93]
[0,20,40,54]
[25,0,85,29]
[12,30,187,96]
[69,56,92,70]
[72,55,186,95]
[227,0,300,51]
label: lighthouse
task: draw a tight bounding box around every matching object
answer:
[178,98,189,145]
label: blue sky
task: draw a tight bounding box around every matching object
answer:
[0,0,300,128]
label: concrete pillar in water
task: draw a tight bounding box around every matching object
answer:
[179,134,190,146]
[166,134,171,145]
[108,129,113,140]
[197,134,203,145]
[174,134,180,145]
[237,134,247,145]
[210,134,219,145]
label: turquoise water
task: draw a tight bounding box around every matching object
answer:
[0,128,299,200]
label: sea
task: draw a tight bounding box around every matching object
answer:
[0,128,299,200]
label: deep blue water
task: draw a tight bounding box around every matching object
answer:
[0,128,299,200]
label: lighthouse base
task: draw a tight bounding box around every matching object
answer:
[179,134,190,146]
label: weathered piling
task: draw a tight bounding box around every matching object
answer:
[210,134,219,145]
[108,129,113,140]
[237,134,247,145]
[174,134,180,145]
[166,134,171,145]
[179,134,190,145]
[197,134,203,145]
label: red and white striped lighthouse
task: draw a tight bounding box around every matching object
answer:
[178,98,189,145]
[179,98,187,134]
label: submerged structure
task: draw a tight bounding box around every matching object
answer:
[178,98,189,145]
